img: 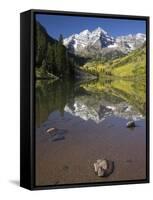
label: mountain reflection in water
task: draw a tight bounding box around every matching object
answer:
[36,78,146,127]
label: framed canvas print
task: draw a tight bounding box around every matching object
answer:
[20,9,149,190]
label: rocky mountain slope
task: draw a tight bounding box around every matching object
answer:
[63,27,146,58]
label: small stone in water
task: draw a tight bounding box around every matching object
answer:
[46,127,56,133]
[126,121,135,128]
[94,159,114,177]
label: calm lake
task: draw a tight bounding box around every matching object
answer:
[35,77,146,186]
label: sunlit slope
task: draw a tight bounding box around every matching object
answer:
[111,46,146,77]
[81,45,146,78]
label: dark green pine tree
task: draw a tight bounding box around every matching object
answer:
[46,43,55,73]
[36,22,47,68]
[35,21,77,79]
[56,34,67,77]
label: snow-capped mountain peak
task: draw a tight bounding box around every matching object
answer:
[79,29,91,35]
[63,27,146,57]
[92,27,108,35]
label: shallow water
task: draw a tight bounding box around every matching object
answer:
[35,78,146,186]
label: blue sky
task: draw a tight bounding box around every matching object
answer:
[36,14,146,40]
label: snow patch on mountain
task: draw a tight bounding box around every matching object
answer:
[63,27,146,57]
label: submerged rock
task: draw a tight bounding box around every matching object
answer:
[94,159,114,177]
[126,121,136,128]
[46,127,68,142]
[46,127,57,134]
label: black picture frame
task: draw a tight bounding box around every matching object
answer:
[20,9,150,190]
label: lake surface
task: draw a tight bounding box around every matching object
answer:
[35,78,146,186]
